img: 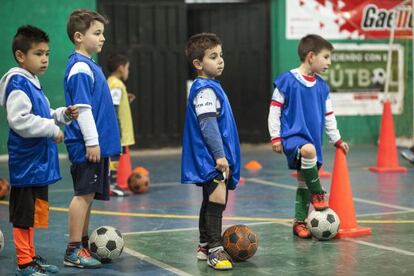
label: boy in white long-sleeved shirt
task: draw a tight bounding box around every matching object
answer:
[267,34,349,239]
[0,25,78,275]
[63,9,121,268]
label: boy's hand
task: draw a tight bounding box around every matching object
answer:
[272,141,283,154]
[127,93,136,103]
[54,130,64,144]
[86,145,101,163]
[337,141,349,154]
[65,105,79,120]
[215,157,230,179]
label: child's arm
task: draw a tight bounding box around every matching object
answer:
[77,106,100,162]
[268,87,284,154]
[324,95,349,153]
[50,105,79,125]
[6,90,62,141]
[194,88,229,176]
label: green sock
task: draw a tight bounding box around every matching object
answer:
[294,187,310,221]
[302,165,323,194]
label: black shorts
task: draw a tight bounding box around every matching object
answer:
[70,158,110,201]
[9,185,49,228]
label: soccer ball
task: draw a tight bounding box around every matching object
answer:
[89,226,124,262]
[127,172,150,194]
[307,208,340,240]
[0,178,10,200]
[223,225,258,261]
[0,230,4,254]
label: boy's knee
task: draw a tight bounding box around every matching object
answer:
[208,182,227,205]
[300,144,316,158]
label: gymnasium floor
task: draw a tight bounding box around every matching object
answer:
[0,144,414,275]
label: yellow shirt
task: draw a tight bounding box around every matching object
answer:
[107,76,135,146]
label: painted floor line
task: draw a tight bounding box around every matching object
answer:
[343,239,414,256]
[246,177,414,211]
[123,221,278,236]
[357,210,414,218]
[123,247,192,276]
[2,201,414,224]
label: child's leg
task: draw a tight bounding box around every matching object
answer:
[197,188,209,260]
[13,226,33,267]
[300,144,327,210]
[81,202,93,248]
[68,193,95,244]
[294,173,310,221]
[204,176,232,270]
[28,227,35,258]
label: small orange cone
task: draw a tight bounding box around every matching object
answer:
[329,148,372,238]
[369,100,407,173]
[117,146,132,190]
[244,160,262,171]
[291,166,331,178]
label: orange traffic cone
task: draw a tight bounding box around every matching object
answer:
[369,100,407,173]
[116,146,132,190]
[329,148,372,238]
[291,166,331,178]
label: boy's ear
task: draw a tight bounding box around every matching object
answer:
[73,31,83,44]
[15,50,25,63]
[192,59,203,70]
[306,51,316,63]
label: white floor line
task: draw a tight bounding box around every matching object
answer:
[123,247,192,276]
[247,177,414,256]
[357,210,414,217]
[247,177,414,211]
[343,239,414,256]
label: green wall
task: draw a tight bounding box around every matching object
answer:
[271,0,413,144]
[0,0,95,154]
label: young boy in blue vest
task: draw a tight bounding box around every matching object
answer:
[0,25,78,275]
[63,9,121,268]
[182,33,240,271]
[268,34,349,238]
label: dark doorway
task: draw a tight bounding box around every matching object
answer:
[98,0,188,148]
[98,0,271,148]
[187,1,271,143]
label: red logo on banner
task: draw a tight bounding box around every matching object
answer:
[318,0,412,39]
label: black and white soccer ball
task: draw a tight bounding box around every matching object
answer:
[89,226,124,262]
[307,208,340,240]
[0,229,4,254]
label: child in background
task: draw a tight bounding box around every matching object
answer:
[181,33,240,270]
[268,34,349,239]
[0,25,78,275]
[63,9,121,268]
[107,53,136,197]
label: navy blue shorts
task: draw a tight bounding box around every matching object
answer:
[70,158,110,201]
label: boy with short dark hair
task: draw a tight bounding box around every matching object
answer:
[0,25,78,275]
[268,34,349,239]
[182,32,240,270]
[107,53,135,197]
[63,9,121,268]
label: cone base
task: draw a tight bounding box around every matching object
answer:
[368,166,407,173]
[335,226,372,238]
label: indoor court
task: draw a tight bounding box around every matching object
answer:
[1,144,414,275]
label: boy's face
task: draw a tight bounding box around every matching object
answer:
[310,48,332,74]
[119,62,130,81]
[76,20,105,56]
[15,42,49,76]
[194,44,224,79]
